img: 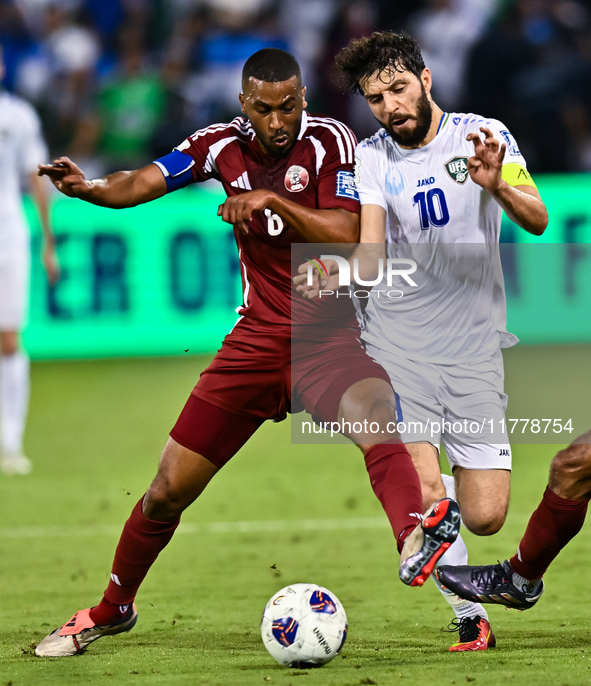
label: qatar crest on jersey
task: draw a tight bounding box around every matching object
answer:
[445,156,469,184]
[285,165,309,192]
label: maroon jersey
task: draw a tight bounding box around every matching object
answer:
[157,112,359,326]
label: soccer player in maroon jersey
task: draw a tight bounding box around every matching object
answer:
[35,49,459,657]
[437,430,591,611]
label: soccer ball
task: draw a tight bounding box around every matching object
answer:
[261,583,348,668]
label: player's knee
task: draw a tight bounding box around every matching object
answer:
[0,333,18,356]
[462,509,506,536]
[550,444,591,498]
[144,475,190,519]
[371,396,397,428]
[340,379,397,430]
[359,386,398,429]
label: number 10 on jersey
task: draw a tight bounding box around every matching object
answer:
[413,188,450,230]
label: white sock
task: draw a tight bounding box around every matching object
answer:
[512,571,542,593]
[433,473,488,621]
[0,351,30,454]
[438,529,469,567]
[432,535,489,621]
[440,473,465,525]
[441,473,457,499]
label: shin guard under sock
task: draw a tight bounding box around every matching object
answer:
[364,443,423,552]
[90,498,180,624]
[510,486,589,580]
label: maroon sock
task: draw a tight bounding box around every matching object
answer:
[89,498,180,625]
[364,443,423,552]
[510,486,589,580]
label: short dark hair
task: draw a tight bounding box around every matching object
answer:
[242,48,301,90]
[335,31,425,94]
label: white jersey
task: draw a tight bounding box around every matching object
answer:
[0,91,47,256]
[355,112,524,364]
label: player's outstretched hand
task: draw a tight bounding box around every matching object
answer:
[467,127,506,194]
[293,258,339,299]
[217,189,276,235]
[38,157,92,198]
[42,242,61,285]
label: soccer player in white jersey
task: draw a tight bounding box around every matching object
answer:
[333,32,548,651]
[0,45,59,474]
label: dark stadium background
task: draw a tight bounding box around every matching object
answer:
[4,0,591,174]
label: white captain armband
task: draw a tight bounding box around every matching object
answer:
[153,150,196,192]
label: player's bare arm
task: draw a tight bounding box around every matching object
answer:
[38,157,167,209]
[359,203,386,243]
[218,189,359,241]
[28,171,60,284]
[468,127,548,236]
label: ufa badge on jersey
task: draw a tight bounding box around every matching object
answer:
[285,165,309,192]
[445,157,469,184]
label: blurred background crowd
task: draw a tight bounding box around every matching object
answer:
[1,0,591,176]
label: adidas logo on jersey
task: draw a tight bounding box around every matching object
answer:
[231,172,252,190]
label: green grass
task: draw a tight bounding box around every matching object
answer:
[1,346,591,686]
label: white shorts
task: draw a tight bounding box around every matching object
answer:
[0,246,29,330]
[366,344,512,471]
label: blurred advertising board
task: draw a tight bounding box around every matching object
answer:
[23,175,591,359]
[24,185,240,359]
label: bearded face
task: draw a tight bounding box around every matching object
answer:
[362,67,435,149]
[383,82,433,147]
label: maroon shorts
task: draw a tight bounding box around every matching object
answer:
[170,317,391,467]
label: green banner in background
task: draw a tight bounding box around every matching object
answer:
[24,185,240,359]
[23,175,591,360]
[500,174,591,344]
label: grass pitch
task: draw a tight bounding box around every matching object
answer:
[1,346,591,686]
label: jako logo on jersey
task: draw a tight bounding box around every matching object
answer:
[416,177,435,187]
[285,165,309,192]
[445,157,469,184]
[499,448,510,457]
[385,167,405,195]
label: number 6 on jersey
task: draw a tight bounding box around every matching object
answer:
[265,208,284,236]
